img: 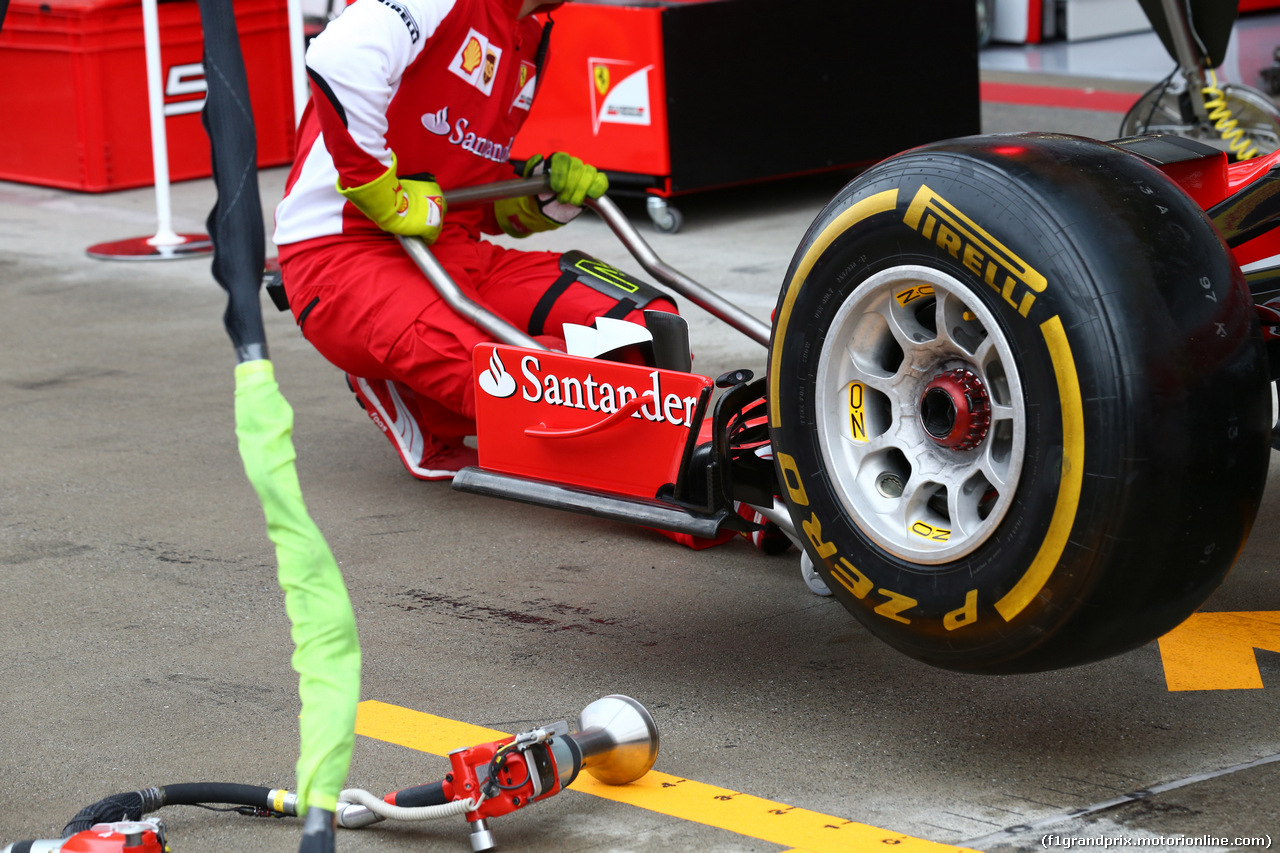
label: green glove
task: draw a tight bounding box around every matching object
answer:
[337,152,446,241]
[235,359,361,816]
[543,151,608,206]
[495,152,608,237]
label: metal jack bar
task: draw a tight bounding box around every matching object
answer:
[397,234,549,350]
[1159,0,1210,122]
[748,496,804,551]
[585,194,772,347]
[402,176,772,349]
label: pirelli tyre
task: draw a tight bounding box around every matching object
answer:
[767,133,1272,674]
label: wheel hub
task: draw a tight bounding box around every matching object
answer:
[920,368,990,451]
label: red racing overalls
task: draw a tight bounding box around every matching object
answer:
[272,0,674,449]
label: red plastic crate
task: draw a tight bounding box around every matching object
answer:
[0,0,296,191]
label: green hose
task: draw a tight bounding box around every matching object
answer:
[234,359,361,815]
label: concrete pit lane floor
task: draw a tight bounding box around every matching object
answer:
[2,81,1279,853]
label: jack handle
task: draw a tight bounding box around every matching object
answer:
[400,175,771,351]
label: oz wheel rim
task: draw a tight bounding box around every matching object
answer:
[814,265,1026,564]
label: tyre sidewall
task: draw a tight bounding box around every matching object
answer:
[769,136,1268,671]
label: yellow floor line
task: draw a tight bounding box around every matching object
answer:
[356,700,974,853]
[1158,611,1280,690]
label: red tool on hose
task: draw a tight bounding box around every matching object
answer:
[4,820,166,853]
[3,695,658,853]
[337,694,659,851]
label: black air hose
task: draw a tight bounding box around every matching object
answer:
[62,783,289,836]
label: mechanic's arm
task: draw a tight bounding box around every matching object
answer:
[305,0,449,240]
[492,152,609,237]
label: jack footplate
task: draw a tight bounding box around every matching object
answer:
[452,467,735,538]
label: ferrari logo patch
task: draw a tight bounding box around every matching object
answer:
[511,60,537,111]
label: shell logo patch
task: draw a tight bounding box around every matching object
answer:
[460,37,482,74]
[450,28,502,96]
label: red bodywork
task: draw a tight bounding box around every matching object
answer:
[472,343,712,500]
[1157,145,1280,266]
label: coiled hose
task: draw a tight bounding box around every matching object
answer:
[1202,68,1260,160]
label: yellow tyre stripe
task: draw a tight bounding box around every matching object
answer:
[356,700,973,853]
[769,189,900,428]
[995,315,1085,620]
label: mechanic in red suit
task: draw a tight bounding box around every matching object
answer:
[273,0,677,479]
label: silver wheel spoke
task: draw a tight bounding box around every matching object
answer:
[814,265,1026,565]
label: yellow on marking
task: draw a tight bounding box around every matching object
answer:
[874,589,918,624]
[903,185,1047,317]
[944,590,979,632]
[848,382,868,442]
[770,189,900,428]
[777,451,810,507]
[1157,611,1280,691]
[355,700,973,853]
[994,315,1084,621]
[895,283,935,306]
[910,520,950,542]
[832,557,873,599]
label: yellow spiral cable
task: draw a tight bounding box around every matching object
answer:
[1202,68,1260,160]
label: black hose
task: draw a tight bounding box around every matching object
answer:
[61,783,284,837]
[61,787,164,836]
[160,783,278,809]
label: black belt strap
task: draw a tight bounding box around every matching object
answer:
[528,271,577,337]
[603,298,638,320]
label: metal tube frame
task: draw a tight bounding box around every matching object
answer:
[1159,0,1211,122]
[399,176,772,351]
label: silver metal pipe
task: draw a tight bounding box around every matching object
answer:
[442,175,550,207]
[397,235,548,350]
[586,195,772,347]
[1159,0,1210,121]
[1159,0,1204,72]
[411,175,772,350]
[335,801,384,829]
[748,497,802,551]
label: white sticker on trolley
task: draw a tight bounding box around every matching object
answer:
[589,59,654,133]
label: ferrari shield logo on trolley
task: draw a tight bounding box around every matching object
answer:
[473,344,712,499]
[588,58,653,133]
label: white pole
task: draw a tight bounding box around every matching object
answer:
[85,0,213,259]
[140,0,182,247]
[286,0,307,126]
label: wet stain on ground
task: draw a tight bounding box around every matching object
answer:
[392,589,622,635]
[0,540,94,565]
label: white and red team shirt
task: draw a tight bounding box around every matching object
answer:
[273,0,547,249]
